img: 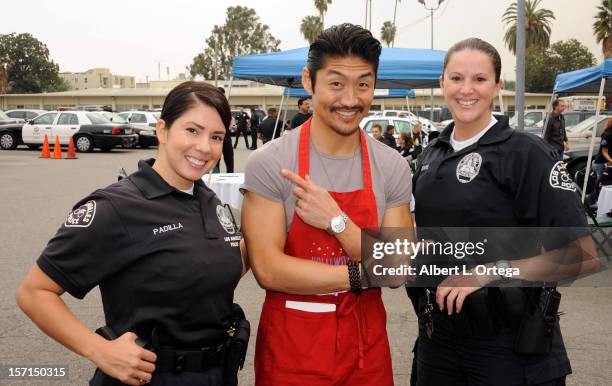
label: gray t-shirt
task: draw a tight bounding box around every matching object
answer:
[243,126,412,231]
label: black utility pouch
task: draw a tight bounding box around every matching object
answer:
[464,288,497,335]
[514,289,561,356]
[223,304,251,386]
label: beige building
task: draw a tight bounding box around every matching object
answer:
[0,83,551,114]
[59,68,135,90]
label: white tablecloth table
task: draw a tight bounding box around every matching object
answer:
[202,173,245,210]
[597,186,612,218]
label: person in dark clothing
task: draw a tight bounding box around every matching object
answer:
[371,123,384,142]
[250,108,260,150]
[214,87,233,172]
[383,125,398,149]
[397,131,415,160]
[259,107,284,143]
[412,122,426,146]
[543,100,569,160]
[290,97,312,129]
[233,106,250,149]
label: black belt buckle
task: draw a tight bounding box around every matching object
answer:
[173,354,186,374]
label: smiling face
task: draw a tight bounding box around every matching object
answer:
[372,125,382,140]
[440,49,502,133]
[303,55,375,137]
[155,102,225,189]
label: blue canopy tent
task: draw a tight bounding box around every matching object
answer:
[230,47,446,137]
[550,59,612,201]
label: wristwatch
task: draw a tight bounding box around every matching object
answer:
[327,213,349,235]
[494,259,512,281]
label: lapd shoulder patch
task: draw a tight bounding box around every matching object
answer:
[549,162,575,192]
[65,200,97,228]
[216,205,236,235]
[456,153,482,183]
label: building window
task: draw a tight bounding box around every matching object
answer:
[84,77,88,83]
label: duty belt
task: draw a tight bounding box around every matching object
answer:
[154,343,227,373]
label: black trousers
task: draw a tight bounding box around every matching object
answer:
[250,127,258,149]
[222,134,234,173]
[233,127,249,149]
[90,367,226,386]
[413,309,570,386]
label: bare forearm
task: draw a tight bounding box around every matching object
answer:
[335,220,361,260]
[17,288,105,361]
[249,249,349,295]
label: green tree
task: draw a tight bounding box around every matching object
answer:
[46,76,71,92]
[502,0,555,55]
[301,15,323,44]
[0,33,63,93]
[380,21,396,47]
[593,0,612,58]
[187,6,280,81]
[314,0,333,28]
[525,39,597,92]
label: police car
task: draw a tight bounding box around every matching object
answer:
[15,111,137,152]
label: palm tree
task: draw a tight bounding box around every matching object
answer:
[314,0,333,28]
[380,21,396,47]
[593,0,612,58]
[502,0,555,54]
[301,15,323,44]
[392,0,401,47]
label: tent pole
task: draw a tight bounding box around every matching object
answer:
[272,91,285,140]
[281,87,291,135]
[226,76,234,105]
[406,96,410,112]
[498,92,505,115]
[581,77,607,202]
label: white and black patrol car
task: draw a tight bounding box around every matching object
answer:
[0,111,138,151]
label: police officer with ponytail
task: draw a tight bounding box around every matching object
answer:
[17,81,250,386]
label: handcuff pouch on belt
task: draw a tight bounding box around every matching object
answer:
[90,303,250,386]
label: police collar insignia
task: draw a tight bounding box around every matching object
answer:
[456,153,482,184]
[216,205,236,235]
[549,161,575,192]
[65,200,96,228]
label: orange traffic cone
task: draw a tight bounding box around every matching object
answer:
[66,136,78,159]
[40,134,50,158]
[52,136,63,159]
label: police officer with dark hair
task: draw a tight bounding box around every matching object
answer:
[233,106,250,149]
[17,81,250,386]
[290,97,311,129]
[409,38,598,386]
[543,100,569,160]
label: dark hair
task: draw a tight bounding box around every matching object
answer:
[267,107,277,115]
[386,124,395,132]
[552,100,560,110]
[372,123,382,131]
[443,38,502,83]
[605,118,612,133]
[400,131,413,146]
[307,23,382,91]
[297,97,310,107]
[217,86,225,94]
[161,81,231,131]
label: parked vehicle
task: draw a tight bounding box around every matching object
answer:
[360,116,434,140]
[13,111,137,152]
[0,122,25,150]
[509,109,547,129]
[0,111,25,124]
[4,109,46,121]
[563,114,611,177]
[97,111,157,149]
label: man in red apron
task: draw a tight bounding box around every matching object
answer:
[242,24,414,386]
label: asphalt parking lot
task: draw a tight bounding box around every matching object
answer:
[1,145,611,385]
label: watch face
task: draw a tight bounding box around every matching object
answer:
[331,216,346,233]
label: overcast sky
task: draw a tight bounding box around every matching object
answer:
[2,0,604,83]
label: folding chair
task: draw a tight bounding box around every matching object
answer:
[574,170,612,261]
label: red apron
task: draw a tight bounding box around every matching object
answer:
[254,118,394,386]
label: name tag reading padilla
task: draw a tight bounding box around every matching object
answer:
[285,301,336,313]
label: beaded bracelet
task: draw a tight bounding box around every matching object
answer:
[348,260,362,296]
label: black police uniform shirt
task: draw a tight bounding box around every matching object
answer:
[236,112,249,130]
[413,115,588,266]
[595,130,612,164]
[37,159,242,346]
[290,112,311,129]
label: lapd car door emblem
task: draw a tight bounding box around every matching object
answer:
[549,161,575,191]
[65,200,96,228]
[456,153,482,183]
[216,205,236,235]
